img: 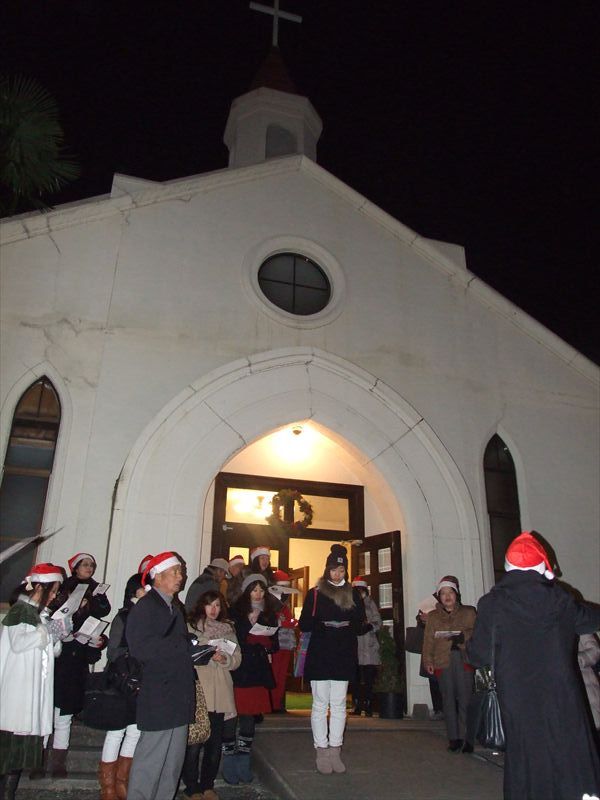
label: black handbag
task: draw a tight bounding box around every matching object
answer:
[473,625,505,751]
[404,625,424,654]
[107,653,143,697]
[80,671,132,731]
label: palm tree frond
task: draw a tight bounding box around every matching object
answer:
[0,74,80,216]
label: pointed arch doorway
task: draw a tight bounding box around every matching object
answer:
[206,420,401,613]
[106,347,482,711]
[210,424,406,706]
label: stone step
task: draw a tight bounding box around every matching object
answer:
[69,720,106,747]
[17,772,98,798]
[64,744,102,772]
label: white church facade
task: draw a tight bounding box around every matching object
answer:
[1,53,598,709]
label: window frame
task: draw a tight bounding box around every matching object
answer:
[257,252,332,316]
[241,236,346,329]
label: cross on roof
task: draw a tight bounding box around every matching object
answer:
[249,0,302,48]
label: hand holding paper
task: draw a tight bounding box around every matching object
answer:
[207,638,237,656]
[249,623,279,636]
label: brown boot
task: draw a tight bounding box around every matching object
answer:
[328,745,346,773]
[50,748,68,779]
[98,760,118,800]
[315,746,332,774]
[114,755,133,800]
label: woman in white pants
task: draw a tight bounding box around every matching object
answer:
[98,573,145,799]
[298,545,367,775]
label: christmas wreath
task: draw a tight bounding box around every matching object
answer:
[266,488,314,534]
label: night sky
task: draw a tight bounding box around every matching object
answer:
[2,1,598,363]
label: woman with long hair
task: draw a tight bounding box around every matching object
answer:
[0,563,64,800]
[247,546,276,586]
[223,574,279,784]
[180,590,241,800]
[298,544,366,775]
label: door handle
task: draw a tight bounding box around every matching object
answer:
[222,524,233,531]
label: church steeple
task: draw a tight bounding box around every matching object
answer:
[224,4,322,169]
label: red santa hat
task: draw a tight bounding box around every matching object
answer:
[268,570,299,598]
[68,552,96,572]
[250,546,270,561]
[137,554,154,574]
[352,576,368,588]
[229,555,245,570]
[25,563,64,590]
[504,531,555,580]
[273,569,291,585]
[141,551,181,590]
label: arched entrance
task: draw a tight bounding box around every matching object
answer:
[105,347,482,707]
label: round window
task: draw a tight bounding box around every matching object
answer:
[257,253,331,316]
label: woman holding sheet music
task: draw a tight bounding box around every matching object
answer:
[180,590,241,800]
[223,574,279,785]
[0,563,64,800]
[422,575,476,753]
[298,544,367,776]
[47,552,111,779]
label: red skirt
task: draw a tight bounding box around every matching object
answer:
[234,686,272,715]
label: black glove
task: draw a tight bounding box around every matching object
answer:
[451,632,465,644]
[189,634,216,665]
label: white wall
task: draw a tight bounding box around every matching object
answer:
[1,157,598,617]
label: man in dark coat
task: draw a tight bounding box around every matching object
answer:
[468,531,600,800]
[126,552,196,800]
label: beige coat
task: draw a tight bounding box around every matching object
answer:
[422,604,476,670]
[188,618,241,714]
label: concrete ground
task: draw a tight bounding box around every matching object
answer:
[253,712,504,800]
[14,711,505,799]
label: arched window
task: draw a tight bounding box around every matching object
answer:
[483,434,522,584]
[0,378,61,602]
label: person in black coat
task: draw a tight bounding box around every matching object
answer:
[125,552,196,800]
[98,572,145,800]
[48,552,111,778]
[298,544,366,775]
[221,574,279,785]
[468,531,600,800]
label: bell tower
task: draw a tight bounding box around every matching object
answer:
[224,3,322,168]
